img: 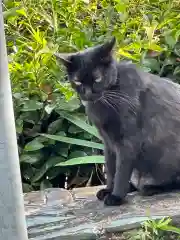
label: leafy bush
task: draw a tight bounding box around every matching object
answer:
[3,0,180,191]
[129,217,180,240]
[114,217,180,239]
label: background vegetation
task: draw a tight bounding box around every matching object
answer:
[2,0,180,192]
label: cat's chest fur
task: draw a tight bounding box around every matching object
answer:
[85,101,125,147]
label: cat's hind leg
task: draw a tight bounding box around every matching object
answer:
[139,181,180,196]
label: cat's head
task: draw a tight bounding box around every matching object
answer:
[55,37,117,102]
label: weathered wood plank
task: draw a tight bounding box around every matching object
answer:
[25,186,180,239]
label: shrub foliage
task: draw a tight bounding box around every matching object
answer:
[3,0,180,191]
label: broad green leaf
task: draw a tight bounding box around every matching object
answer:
[16,9,27,17]
[68,124,83,134]
[31,156,65,182]
[55,98,80,112]
[68,150,88,159]
[142,58,160,72]
[20,152,43,164]
[48,119,63,134]
[143,43,164,52]
[24,139,44,152]
[13,93,23,99]
[41,134,104,150]
[22,183,34,193]
[3,7,21,19]
[160,225,180,234]
[165,35,176,48]
[56,155,104,166]
[53,143,69,158]
[60,112,100,139]
[78,131,92,140]
[21,100,43,112]
[19,111,40,124]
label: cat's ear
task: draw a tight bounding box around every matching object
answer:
[54,53,75,68]
[97,37,116,63]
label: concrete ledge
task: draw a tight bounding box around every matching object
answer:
[24,186,180,239]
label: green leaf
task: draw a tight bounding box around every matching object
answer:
[22,164,37,181]
[56,155,104,166]
[142,58,160,72]
[144,24,157,42]
[41,134,104,150]
[20,152,43,164]
[174,43,180,57]
[31,156,65,182]
[68,150,88,159]
[60,112,100,139]
[21,100,43,112]
[55,98,80,112]
[118,48,139,61]
[45,104,56,114]
[19,111,40,124]
[24,139,44,152]
[160,225,180,234]
[22,183,34,193]
[165,35,176,48]
[3,7,21,19]
[68,124,83,134]
[173,66,180,76]
[16,119,23,134]
[47,119,63,134]
[53,143,69,158]
[77,131,92,140]
[143,43,164,52]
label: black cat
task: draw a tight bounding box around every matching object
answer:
[55,37,180,206]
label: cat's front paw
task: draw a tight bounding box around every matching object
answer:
[96,188,111,201]
[104,193,123,206]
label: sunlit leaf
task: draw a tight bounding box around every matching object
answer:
[56,155,104,166]
[41,134,104,150]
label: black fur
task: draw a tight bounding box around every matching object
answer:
[56,37,180,206]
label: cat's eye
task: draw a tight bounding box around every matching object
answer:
[74,81,82,86]
[95,77,102,83]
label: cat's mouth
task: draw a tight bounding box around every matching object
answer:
[80,93,102,103]
[81,95,102,107]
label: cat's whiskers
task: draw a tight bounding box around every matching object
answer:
[94,94,104,104]
[100,96,120,116]
[103,92,137,116]
[106,95,137,115]
[107,90,139,101]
